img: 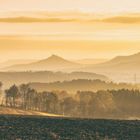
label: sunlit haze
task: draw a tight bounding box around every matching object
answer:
[0,1,140,134]
[0,0,140,13]
[0,0,139,61]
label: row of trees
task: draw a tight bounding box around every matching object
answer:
[1,82,140,118]
[3,84,59,113]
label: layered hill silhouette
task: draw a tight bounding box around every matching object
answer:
[79,52,140,83]
[83,52,140,73]
[30,79,138,93]
[2,52,140,83]
[0,71,108,88]
[3,55,82,72]
[4,52,140,73]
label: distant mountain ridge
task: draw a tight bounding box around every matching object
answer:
[84,52,140,72]
[106,52,140,64]
[3,55,82,72]
[81,52,140,83]
[2,52,140,83]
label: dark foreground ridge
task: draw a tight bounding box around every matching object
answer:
[0,115,140,140]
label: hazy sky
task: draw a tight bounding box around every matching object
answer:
[0,0,140,61]
[0,0,140,13]
[0,37,140,61]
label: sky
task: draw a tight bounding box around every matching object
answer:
[0,0,140,61]
[0,0,140,13]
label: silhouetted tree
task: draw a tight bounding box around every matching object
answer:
[5,85,19,107]
[0,82,2,90]
[19,84,30,109]
[60,97,78,116]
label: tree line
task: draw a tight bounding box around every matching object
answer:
[0,82,140,119]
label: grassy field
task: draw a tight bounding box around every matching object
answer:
[0,115,139,140]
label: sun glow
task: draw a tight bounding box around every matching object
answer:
[0,0,139,60]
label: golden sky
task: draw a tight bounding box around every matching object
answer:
[0,0,140,13]
[0,0,139,61]
[0,37,140,61]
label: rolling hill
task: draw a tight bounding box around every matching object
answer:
[3,55,82,72]
[29,79,137,93]
[82,52,140,82]
[0,71,109,88]
[84,52,140,72]
[4,52,140,74]
[2,52,140,83]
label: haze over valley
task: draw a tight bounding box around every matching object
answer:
[0,0,140,140]
[0,1,140,139]
[1,52,140,83]
[1,52,140,120]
